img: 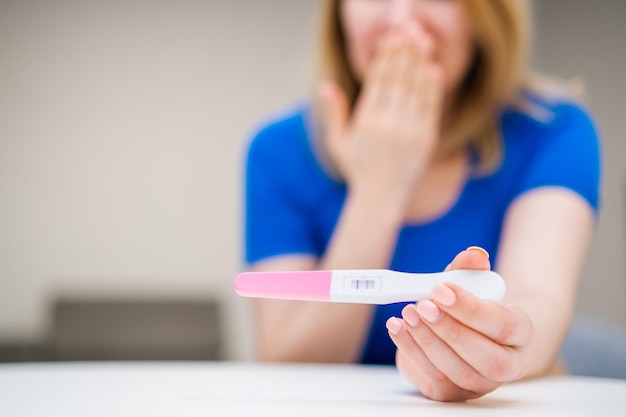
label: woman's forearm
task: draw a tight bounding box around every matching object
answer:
[320,187,407,270]
[255,190,407,363]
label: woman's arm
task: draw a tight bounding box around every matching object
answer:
[253,186,405,363]
[388,187,594,401]
[496,187,594,376]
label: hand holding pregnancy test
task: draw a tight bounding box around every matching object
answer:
[234,268,505,304]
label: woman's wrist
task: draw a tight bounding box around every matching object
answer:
[346,185,408,229]
[320,187,405,270]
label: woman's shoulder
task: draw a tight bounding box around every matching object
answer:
[245,103,334,186]
[501,93,598,142]
[247,103,311,154]
[499,93,600,166]
[502,92,593,129]
[494,93,602,211]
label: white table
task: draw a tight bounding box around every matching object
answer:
[1,362,625,416]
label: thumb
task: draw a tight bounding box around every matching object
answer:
[317,80,350,144]
[444,246,491,272]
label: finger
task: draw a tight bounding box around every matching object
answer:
[401,304,500,393]
[388,24,435,120]
[387,315,439,377]
[445,246,491,272]
[405,53,427,117]
[417,63,444,140]
[358,33,402,115]
[416,299,528,383]
[403,23,436,113]
[405,21,435,62]
[387,41,416,112]
[395,349,474,402]
[431,283,534,348]
[387,315,470,400]
[318,81,349,141]
[318,81,350,166]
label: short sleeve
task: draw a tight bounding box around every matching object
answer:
[510,103,601,211]
[244,125,317,264]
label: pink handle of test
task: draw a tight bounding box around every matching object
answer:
[234,270,332,302]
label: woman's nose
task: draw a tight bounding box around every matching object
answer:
[382,0,430,43]
[387,0,418,29]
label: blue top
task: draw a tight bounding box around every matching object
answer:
[244,98,601,365]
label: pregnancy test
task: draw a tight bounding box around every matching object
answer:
[234,269,505,304]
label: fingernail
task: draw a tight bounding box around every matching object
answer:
[432,284,456,307]
[386,317,403,335]
[402,304,421,327]
[467,246,489,259]
[417,300,441,323]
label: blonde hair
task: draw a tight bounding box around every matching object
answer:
[315,0,544,172]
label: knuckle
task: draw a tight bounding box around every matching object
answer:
[430,385,471,402]
[498,308,533,347]
[419,381,438,400]
[464,299,482,322]
[497,317,518,345]
[486,352,515,382]
[426,380,452,402]
[432,370,450,387]
[456,369,482,391]
[446,323,465,346]
[418,333,439,350]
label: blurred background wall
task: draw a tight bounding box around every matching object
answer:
[0,0,624,361]
[532,0,626,325]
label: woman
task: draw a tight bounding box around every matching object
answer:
[244,0,600,402]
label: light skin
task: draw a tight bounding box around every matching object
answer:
[252,0,595,401]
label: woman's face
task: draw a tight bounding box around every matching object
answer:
[340,0,474,98]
